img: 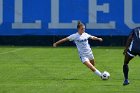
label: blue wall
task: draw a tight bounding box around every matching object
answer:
[0,0,140,36]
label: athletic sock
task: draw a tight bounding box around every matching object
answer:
[94,69,102,77]
[123,64,129,80]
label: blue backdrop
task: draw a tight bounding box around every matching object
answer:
[0,0,140,36]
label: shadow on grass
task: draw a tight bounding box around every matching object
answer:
[46,78,84,81]
[62,78,81,80]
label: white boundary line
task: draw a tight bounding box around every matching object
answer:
[0,48,25,55]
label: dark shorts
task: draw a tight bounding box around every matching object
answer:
[127,49,140,57]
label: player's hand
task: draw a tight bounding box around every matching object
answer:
[98,38,103,42]
[53,43,57,47]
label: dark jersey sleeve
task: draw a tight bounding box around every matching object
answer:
[130,27,140,51]
[133,27,140,39]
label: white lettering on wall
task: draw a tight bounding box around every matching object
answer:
[12,0,41,29]
[0,0,3,25]
[124,0,140,29]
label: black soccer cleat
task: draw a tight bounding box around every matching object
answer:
[123,79,129,86]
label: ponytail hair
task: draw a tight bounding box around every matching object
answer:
[77,20,84,29]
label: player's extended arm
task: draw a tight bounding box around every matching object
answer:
[123,34,133,55]
[53,38,69,47]
[89,36,103,42]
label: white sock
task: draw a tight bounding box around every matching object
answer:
[94,69,102,77]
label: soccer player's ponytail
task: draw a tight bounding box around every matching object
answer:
[77,21,84,29]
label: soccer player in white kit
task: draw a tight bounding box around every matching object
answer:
[53,21,103,78]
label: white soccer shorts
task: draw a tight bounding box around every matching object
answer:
[80,54,94,63]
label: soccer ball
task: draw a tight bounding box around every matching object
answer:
[101,71,110,80]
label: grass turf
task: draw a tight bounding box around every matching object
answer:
[0,46,140,93]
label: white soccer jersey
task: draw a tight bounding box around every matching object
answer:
[67,32,93,57]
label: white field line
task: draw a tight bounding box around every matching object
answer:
[0,48,25,55]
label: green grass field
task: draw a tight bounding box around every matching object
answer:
[0,46,140,93]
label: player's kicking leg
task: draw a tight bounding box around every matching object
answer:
[89,59,95,66]
[83,61,102,77]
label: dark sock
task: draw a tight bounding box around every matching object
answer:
[123,64,129,80]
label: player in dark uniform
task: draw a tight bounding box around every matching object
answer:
[123,27,140,85]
